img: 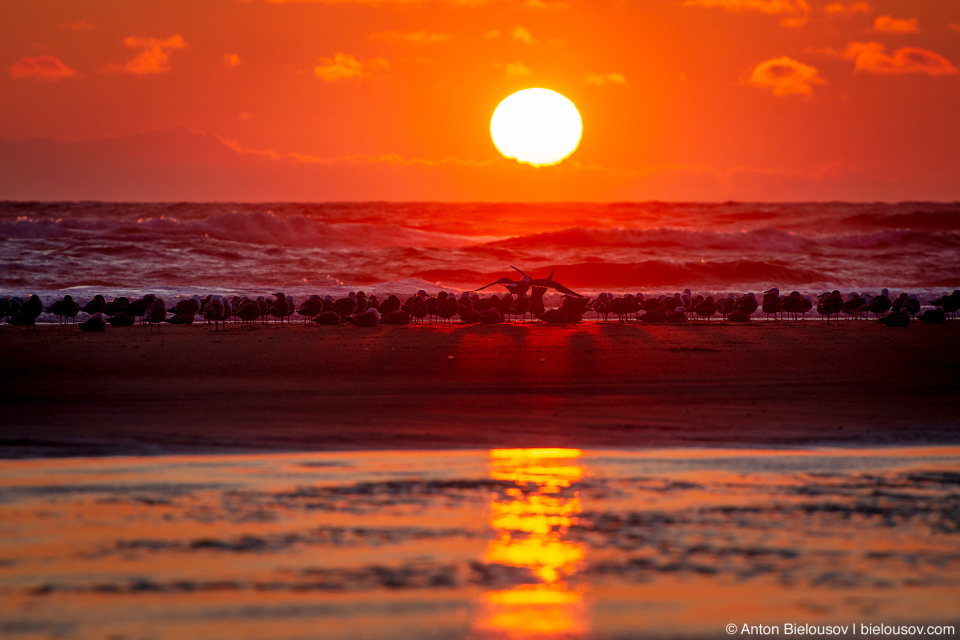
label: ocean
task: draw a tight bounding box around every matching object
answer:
[2,201,958,307]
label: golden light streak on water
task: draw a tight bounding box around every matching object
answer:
[473,448,589,638]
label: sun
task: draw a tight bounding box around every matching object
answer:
[491,88,582,167]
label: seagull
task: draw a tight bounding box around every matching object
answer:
[381,309,412,325]
[331,292,357,321]
[437,292,460,325]
[407,294,427,324]
[512,266,585,298]
[144,298,166,333]
[717,295,736,320]
[170,295,201,316]
[817,290,844,325]
[79,313,107,332]
[510,292,531,322]
[781,291,804,321]
[866,288,892,319]
[474,271,533,295]
[314,310,343,325]
[298,295,324,324]
[107,311,136,327]
[879,311,910,327]
[10,295,43,329]
[918,308,946,325]
[529,286,547,318]
[378,295,402,316]
[268,292,291,326]
[105,296,130,316]
[735,292,759,317]
[348,308,381,327]
[204,296,226,331]
[235,300,261,327]
[81,295,107,315]
[841,292,869,320]
[929,290,960,320]
[592,293,611,322]
[696,296,717,321]
[47,295,80,324]
[762,288,781,321]
[903,294,921,317]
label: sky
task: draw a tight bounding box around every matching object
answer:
[1,0,959,201]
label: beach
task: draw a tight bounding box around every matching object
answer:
[5,319,960,638]
[2,321,958,457]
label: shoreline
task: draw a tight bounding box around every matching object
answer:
[3,322,958,458]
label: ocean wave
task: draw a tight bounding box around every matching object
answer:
[415,258,960,291]
[484,226,960,253]
[2,202,958,297]
[1,212,501,249]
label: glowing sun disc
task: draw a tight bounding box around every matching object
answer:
[491,88,582,167]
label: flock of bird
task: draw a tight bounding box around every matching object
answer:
[2,274,958,332]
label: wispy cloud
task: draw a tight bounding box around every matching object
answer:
[822,1,871,17]
[223,53,242,67]
[371,31,451,44]
[67,20,96,31]
[110,35,187,74]
[218,134,497,168]
[9,55,77,80]
[485,29,501,39]
[585,72,627,86]
[748,56,826,96]
[874,16,919,34]
[498,61,532,77]
[950,23,960,32]
[850,42,957,75]
[512,25,537,43]
[683,0,810,27]
[820,42,958,75]
[314,52,388,81]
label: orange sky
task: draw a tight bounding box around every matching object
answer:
[2,0,959,201]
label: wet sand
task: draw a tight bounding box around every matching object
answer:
[0,447,958,640]
[1,321,958,457]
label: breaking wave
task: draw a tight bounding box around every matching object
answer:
[1,201,958,297]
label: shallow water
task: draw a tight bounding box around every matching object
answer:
[0,447,958,639]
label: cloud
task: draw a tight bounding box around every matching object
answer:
[501,61,532,77]
[950,23,960,32]
[370,31,451,44]
[584,72,627,86]
[683,0,810,27]
[9,55,77,80]
[314,52,388,81]
[748,56,826,96]
[223,53,242,67]
[111,35,187,74]
[837,41,958,75]
[874,15,919,34]
[511,25,537,43]
[485,29,501,39]
[822,1,871,16]
[68,20,96,31]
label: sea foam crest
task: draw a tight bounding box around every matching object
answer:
[2,211,500,249]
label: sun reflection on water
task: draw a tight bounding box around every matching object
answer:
[473,448,589,638]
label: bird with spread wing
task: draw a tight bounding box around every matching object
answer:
[474,266,584,298]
